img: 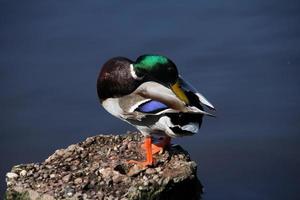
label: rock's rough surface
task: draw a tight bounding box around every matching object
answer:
[5,132,203,200]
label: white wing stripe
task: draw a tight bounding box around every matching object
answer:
[196,92,215,110]
[128,99,151,112]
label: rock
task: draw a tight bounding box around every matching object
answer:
[62,174,71,183]
[145,168,156,175]
[5,132,203,200]
[74,177,83,185]
[19,170,27,177]
[6,173,18,179]
[49,174,56,179]
[127,164,146,177]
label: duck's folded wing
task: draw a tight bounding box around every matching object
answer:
[117,94,172,121]
[134,81,212,115]
[134,81,188,112]
[118,81,213,119]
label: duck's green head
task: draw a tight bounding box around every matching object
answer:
[133,55,178,85]
[133,54,189,104]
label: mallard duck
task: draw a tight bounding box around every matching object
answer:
[97,55,215,167]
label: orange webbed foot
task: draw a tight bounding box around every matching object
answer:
[127,136,172,168]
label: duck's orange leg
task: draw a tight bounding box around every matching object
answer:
[128,136,154,167]
[128,136,172,167]
[141,136,172,154]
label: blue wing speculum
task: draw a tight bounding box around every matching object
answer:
[135,100,168,113]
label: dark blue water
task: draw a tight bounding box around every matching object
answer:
[1,1,300,199]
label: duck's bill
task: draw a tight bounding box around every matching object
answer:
[170,80,190,104]
[188,106,216,117]
[199,110,216,117]
[170,79,216,117]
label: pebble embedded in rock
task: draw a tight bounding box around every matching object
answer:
[145,168,156,174]
[74,177,83,185]
[112,174,123,183]
[6,172,18,179]
[20,170,27,177]
[62,174,71,183]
